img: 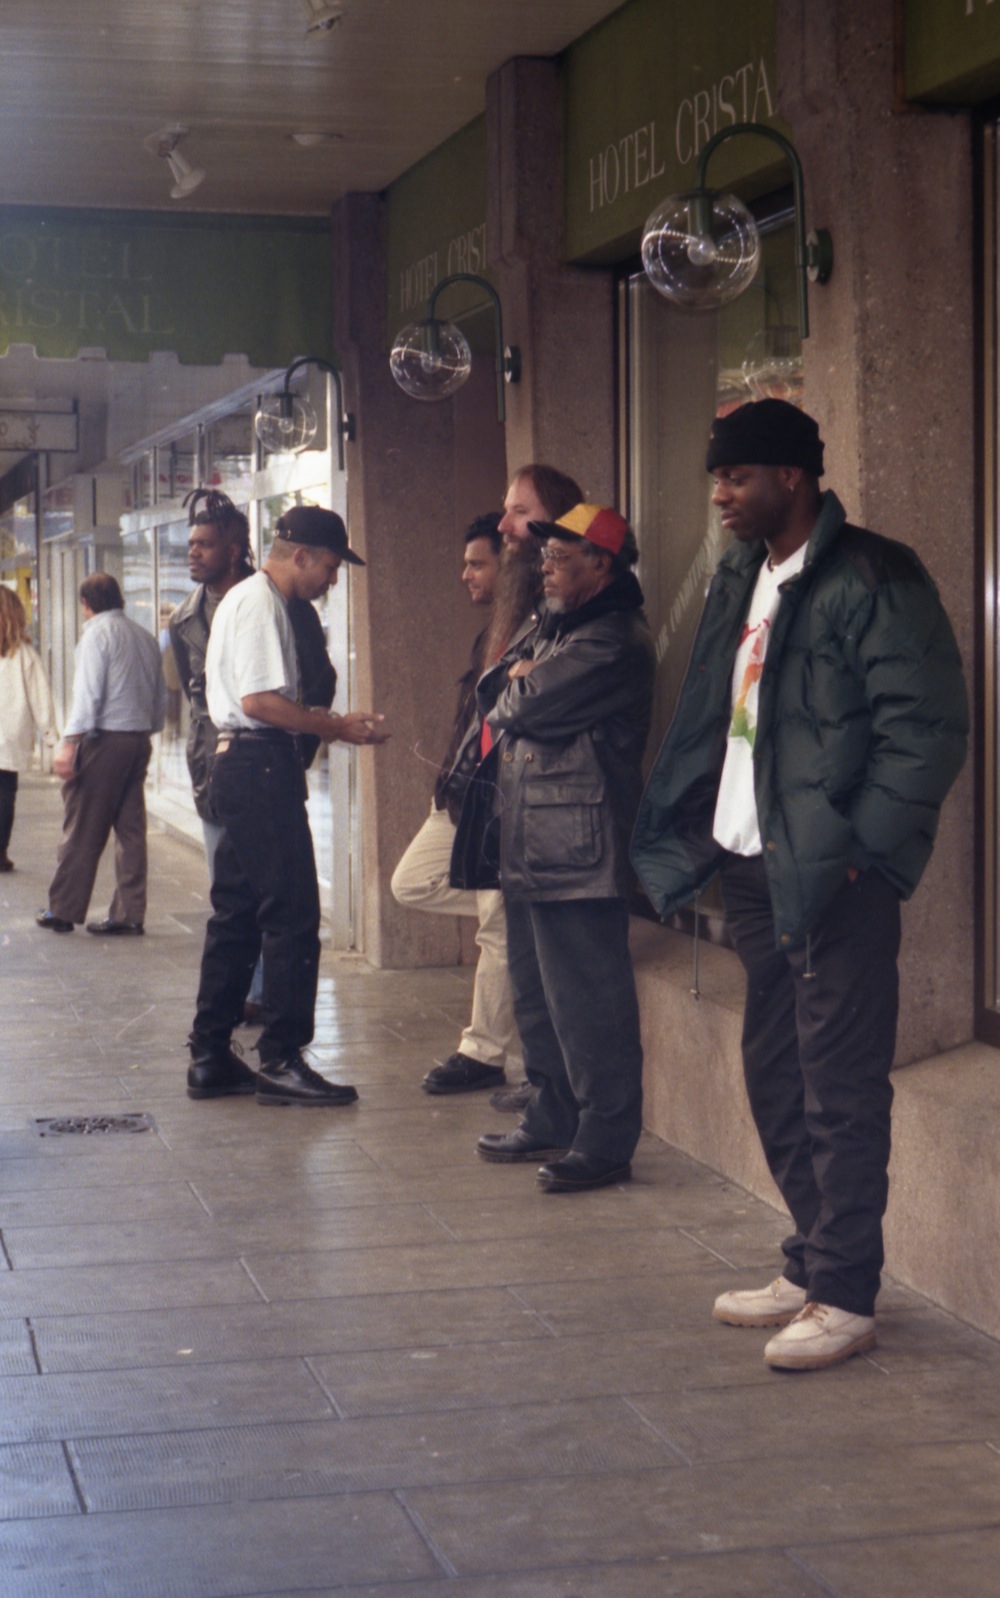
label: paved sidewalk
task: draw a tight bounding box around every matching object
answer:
[1,772,999,1598]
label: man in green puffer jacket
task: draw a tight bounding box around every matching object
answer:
[631,399,968,1372]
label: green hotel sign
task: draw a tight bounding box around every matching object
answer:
[905,0,1000,103]
[385,116,491,349]
[0,208,332,367]
[564,0,781,264]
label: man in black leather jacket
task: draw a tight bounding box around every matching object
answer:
[463,503,655,1192]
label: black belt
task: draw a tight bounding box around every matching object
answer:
[215,728,295,751]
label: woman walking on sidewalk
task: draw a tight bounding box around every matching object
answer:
[0,588,58,872]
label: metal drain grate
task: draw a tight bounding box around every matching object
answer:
[32,1113,156,1137]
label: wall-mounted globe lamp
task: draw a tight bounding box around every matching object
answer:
[389,273,520,423]
[254,356,355,470]
[641,124,833,337]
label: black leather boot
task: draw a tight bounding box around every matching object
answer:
[187,1041,257,1100]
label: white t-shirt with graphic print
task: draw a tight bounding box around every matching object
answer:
[712,542,807,856]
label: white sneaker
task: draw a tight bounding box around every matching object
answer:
[764,1301,876,1371]
[713,1277,808,1328]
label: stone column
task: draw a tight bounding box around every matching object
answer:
[331,191,506,968]
[486,57,617,501]
[777,0,975,1059]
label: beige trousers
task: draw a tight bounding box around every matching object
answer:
[391,803,522,1072]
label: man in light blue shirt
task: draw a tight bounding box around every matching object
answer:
[37,573,166,936]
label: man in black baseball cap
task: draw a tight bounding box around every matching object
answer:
[186,501,387,1109]
[273,504,365,565]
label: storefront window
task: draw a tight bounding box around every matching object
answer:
[118,373,357,944]
[622,203,800,756]
[122,527,155,634]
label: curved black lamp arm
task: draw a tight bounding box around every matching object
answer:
[427,273,517,423]
[694,123,830,339]
[282,355,355,471]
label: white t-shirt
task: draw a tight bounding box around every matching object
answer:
[712,542,807,856]
[205,570,300,731]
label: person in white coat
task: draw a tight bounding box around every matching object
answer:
[0,587,58,871]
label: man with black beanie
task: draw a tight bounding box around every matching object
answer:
[632,398,968,1370]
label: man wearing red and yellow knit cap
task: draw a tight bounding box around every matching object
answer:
[456,502,655,1192]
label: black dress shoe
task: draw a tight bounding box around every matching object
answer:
[476,1129,569,1164]
[256,1052,358,1107]
[187,1045,258,1101]
[537,1152,632,1192]
[36,910,74,933]
[86,919,144,935]
[423,1053,506,1095]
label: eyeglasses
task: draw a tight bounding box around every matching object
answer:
[540,544,576,569]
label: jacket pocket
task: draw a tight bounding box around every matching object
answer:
[522,776,605,872]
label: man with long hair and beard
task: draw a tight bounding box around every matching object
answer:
[395,465,582,1105]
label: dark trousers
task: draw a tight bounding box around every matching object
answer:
[719,853,901,1316]
[191,736,320,1065]
[48,732,152,924]
[0,769,17,857]
[506,897,644,1164]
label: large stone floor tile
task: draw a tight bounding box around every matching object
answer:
[258,1552,830,1598]
[31,1286,551,1373]
[0,1356,336,1444]
[3,1200,451,1269]
[0,1442,81,1519]
[0,1258,262,1319]
[628,1341,1000,1463]
[0,1180,205,1230]
[0,1494,441,1596]
[243,1226,712,1303]
[420,1166,772,1243]
[511,1263,771,1337]
[70,1395,681,1510]
[403,1442,1000,1574]
[308,1325,772,1419]
[796,1527,1000,1598]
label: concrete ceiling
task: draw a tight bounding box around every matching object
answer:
[0,0,623,216]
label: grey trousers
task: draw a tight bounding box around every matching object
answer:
[48,731,152,925]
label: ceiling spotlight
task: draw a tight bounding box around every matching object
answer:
[299,0,346,33]
[167,150,205,199]
[144,125,205,201]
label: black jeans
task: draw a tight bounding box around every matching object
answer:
[191,735,320,1065]
[719,853,901,1316]
[505,897,644,1165]
[0,769,17,857]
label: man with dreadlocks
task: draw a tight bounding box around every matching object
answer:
[170,491,256,857]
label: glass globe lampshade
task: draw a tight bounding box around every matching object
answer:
[254,393,318,454]
[389,319,472,401]
[741,325,804,405]
[641,189,762,310]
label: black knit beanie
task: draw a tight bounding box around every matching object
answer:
[705,398,824,476]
